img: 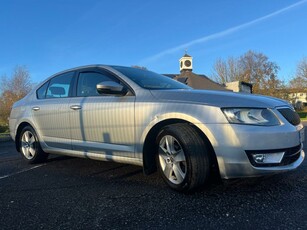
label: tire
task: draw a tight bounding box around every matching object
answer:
[19,126,48,164]
[156,123,211,192]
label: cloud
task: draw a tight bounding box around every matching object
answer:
[140,0,307,64]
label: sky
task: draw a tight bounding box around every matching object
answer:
[0,0,307,84]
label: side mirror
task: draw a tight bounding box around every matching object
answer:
[96,81,127,95]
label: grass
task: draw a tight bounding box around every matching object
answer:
[0,123,9,139]
[0,132,10,137]
[298,111,307,121]
[0,132,10,141]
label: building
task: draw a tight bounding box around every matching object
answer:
[165,53,252,93]
[225,81,253,93]
[288,91,307,107]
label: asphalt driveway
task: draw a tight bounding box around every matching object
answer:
[0,127,306,229]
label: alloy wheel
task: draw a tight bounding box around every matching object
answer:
[21,131,36,160]
[158,135,187,184]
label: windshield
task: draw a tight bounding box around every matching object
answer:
[112,66,191,90]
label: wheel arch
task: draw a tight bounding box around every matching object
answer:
[142,118,220,179]
[15,122,33,152]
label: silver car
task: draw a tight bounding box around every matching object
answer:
[9,65,305,192]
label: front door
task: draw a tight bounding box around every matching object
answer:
[69,69,135,158]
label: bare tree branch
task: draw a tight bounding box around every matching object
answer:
[0,66,32,124]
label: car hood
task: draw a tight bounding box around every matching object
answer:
[150,89,288,108]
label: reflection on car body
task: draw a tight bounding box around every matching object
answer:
[9,65,305,192]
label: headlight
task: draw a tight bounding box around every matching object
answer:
[222,108,280,126]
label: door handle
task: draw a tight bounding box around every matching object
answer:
[32,107,40,111]
[70,105,82,110]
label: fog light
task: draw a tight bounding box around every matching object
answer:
[252,152,285,164]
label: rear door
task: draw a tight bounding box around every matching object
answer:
[32,71,75,149]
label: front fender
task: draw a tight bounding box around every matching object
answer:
[136,111,219,161]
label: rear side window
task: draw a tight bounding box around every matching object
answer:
[77,71,119,97]
[46,72,74,98]
[36,81,49,99]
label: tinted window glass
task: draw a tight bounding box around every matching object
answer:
[46,72,74,98]
[77,71,119,97]
[113,66,191,90]
[36,81,49,99]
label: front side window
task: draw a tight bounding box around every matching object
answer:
[77,71,120,97]
[46,72,74,98]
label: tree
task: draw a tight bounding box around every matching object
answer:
[297,57,307,79]
[212,57,241,84]
[289,76,307,90]
[289,57,307,90]
[212,50,284,98]
[0,66,32,124]
[238,50,281,95]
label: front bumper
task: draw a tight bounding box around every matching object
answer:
[205,122,305,179]
[221,147,304,179]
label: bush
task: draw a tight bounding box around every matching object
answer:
[0,124,9,133]
[298,112,307,119]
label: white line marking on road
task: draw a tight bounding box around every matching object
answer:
[0,164,45,180]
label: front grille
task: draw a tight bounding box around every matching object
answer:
[278,108,301,126]
[246,144,302,167]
